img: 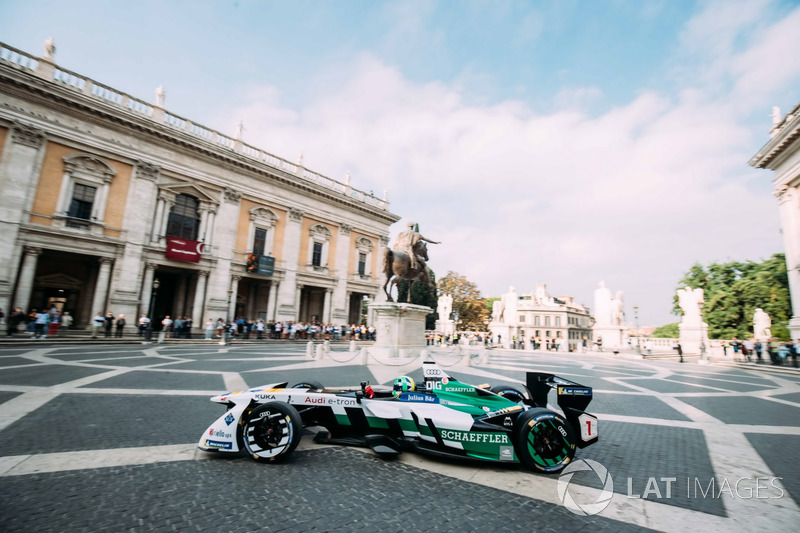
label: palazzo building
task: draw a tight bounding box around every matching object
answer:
[749,101,800,339]
[0,40,400,330]
[489,284,593,351]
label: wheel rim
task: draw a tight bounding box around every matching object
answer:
[527,419,570,467]
[247,410,292,458]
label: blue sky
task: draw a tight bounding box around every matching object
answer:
[2,0,800,326]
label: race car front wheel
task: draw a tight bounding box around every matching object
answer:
[513,408,576,473]
[243,402,303,462]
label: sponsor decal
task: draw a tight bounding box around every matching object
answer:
[439,430,510,444]
[433,381,474,393]
[499,446,514,461]
[397,393,439,403]
[255,394,277,400]
[504,417,513,427]
[327,398,357,406]
[204,439,233,450]
[558,387,592,396]
[304,396,326,404]
[224,413,235,426]
[265,388,284,393]
[208,429,233,439]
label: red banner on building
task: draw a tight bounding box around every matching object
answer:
[165,237,204,263]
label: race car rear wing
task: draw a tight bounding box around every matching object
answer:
[525,372,597,448]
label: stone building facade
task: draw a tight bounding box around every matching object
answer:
[750,102,800,339]
[489,284,593,351]
[0,41,399,330]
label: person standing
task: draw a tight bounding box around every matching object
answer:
[34,309,50,338]
[138,314,151,337]
[115,314,126,338]
[60,311,72,336]
[92,312,105,338]
[204,318,214,340]
[7,307,26,337]
[104,312,114,337]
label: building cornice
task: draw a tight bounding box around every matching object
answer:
[749,101,800,170]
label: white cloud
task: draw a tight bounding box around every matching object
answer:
[215,3,798,326]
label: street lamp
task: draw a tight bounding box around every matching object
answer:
[634,305,641,355]
[227,289,234,321]
[146,278,160,341]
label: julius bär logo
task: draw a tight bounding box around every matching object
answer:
[557,459,614,516]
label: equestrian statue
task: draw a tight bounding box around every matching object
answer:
[382,222,439,303]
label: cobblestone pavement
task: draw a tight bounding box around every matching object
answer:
[0,343,798,532]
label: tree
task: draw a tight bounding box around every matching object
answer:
[437,271,489,331]
[672,254,791,340]
[652,323,679,338]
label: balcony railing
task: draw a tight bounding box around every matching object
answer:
[0,41,389,212]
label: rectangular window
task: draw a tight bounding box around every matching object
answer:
[534,315,540,326]
[312,242,323,267]
[555,316,561,327]
[358,252,367,275]
[253,228,267,256]
[519,315,525,323]
[545,316,551,326]
[67,183,96,220]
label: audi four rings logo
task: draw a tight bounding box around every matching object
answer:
[557,459,614,516]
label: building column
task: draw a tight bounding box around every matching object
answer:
[90,257,113,315]
[191,271,208,327]
[295,284,304,321]
[228,276,241,320]
[323,289,332,324]
[150,195,166,243]
[140,263,156,317]
[14,247,42,311]
[266,281,280,322]
[157,194,175,243]
[777,186,800,338]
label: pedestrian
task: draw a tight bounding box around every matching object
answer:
[256,319,265,340]
[162,315,173,333]
[104,312,114,337]
[205,318,214,340]
[34,309,50,338]
[60,311,72,335]
[92,312,105,338]
[115,314,126,337]
[172,316,183,338]
[138,314,151,337]
[7,307,26,336]
[26,309,37,334]
[182,316,193,338]
[754,341,763,363]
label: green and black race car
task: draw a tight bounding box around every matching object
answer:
[199,360,598,473]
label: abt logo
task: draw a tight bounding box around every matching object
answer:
[557,459,614,516]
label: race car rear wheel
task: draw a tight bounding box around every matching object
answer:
[291,380,324,390]
[513,408,576,473]
[243,402,303,462]
[490,384,526,403]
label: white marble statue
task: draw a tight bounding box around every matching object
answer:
[155,85,165,107]
[753,308,772,340]
[501,286,519,325]
[677,286,704,326]
[491,299,504,323]
[593,281,613,326]
[43,37,55,61]
[610,290,625,326]
[771,106,782,126]
[437,294,453,320]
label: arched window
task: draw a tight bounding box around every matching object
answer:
[166,194,200,240]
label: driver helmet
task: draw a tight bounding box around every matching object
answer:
[392,375,416,396]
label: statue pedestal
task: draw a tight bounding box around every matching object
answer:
[679,322,708,355]
[592,325,626,350]
[435,319,455,335]
[489,323,516,349]
[369,303,432,358]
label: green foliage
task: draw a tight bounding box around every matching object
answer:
[673,254,791,340]
[652,323,679,338]
[397,269,438,329]
[437,271,489,331]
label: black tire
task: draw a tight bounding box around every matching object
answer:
[514,408,576,473]
[291,380,324,390]
[243,402,303,462]
[490,384,526,404]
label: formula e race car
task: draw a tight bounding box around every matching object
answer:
[198,361,598,473]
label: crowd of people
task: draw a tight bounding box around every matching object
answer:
[3,306,74,338]
[201,318,378,341]
[724,337,800,367]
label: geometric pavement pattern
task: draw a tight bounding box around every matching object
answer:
[0,343,798,532]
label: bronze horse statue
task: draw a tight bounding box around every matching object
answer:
[382,241,434,303]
